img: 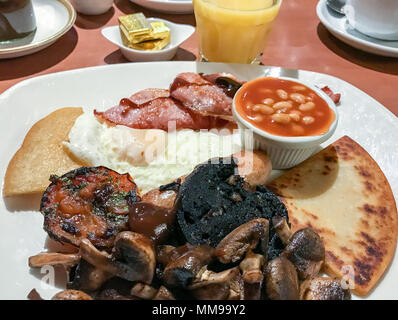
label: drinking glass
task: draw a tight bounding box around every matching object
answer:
[193,0,282,64]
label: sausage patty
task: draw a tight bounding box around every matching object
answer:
[41,166,140,249]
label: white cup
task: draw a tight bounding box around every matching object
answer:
[70,0,113,15]
[345,0,398,40]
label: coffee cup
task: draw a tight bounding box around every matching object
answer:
[345,0,398,40]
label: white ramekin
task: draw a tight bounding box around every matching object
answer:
[71,0,114,15]
[232,77,339,170]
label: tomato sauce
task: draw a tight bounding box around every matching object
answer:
[235,77,335,137]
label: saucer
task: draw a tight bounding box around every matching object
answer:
[130,0,193,14]
[317,0,398,58]
[0,0,76,60]
[101,18,195,62]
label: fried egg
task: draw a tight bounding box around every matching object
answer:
[64,111,243,194]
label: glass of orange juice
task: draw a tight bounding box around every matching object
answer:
[193,0,282,64]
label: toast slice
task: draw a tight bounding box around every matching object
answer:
[3,107,86,197]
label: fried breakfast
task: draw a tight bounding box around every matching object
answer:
[2,70,397,300]
[29,157,351,300]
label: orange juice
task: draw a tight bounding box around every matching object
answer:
[193,0,282,63]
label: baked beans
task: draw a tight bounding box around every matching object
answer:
[235,77,335,137]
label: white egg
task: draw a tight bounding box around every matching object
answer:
[64,111,244,194]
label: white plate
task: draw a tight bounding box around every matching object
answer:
[0,0,76,60]
[317,0,398,58]
[130,0,193,14]
[102,18,195,62]
[0,62,397,299]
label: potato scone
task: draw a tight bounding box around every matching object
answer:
[267,136,398,296]
[3,107,85,197]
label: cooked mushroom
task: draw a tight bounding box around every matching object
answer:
[188,267,241,300]
[264,256,300,300]
[52,289,93,300]
[27,289,44,300]
[162,245,214,288]
[228,274,244,300]
[272,217,292,246]
[282,228,325,280]
[153,286,175,300]
[300,277,351,300]
[214,218,269,264]
[112,231,156,283]
[79,239,118,274]
[97,288,137,300]
[129,283,176,300]
[239,251,265,300]
[156,244,195,266]
[79,231,156,284]
[130,283,158,300]
[68,259,113,292]
[28,252,80,271]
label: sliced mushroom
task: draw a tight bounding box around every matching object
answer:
[28,252,80,271]
[300,277,351,300]
[68,259,113,292]
[282,228,325,280]
[214,218,269,264]
[27,289,44,300]
[112,231,156,283]
[52,289,93,300]
[239,251,265,300]
[162,245,214,288]
[228,274,244,300]
[79,239,118,274]
[79,231,156,284]
[272,217,292,246]
[131,283,158,300]
[188,267,241,300]
[97,288,137,300]
[264,256,300,300]
[153,286,175,300]
[156,244,195,266]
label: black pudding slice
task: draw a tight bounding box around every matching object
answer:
[175,157,289,259]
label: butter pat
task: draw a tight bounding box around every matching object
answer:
[118,13,171,51]
[129,33,171,51]
[119,13,152,45]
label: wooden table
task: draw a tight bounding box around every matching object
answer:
[1,0,397,116]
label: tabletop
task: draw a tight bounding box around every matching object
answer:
[0,0,397,117]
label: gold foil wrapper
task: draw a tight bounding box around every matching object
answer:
[118,13,171,51]
[119,13,151,45]
[129,34,171,51]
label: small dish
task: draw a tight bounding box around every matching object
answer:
[70,0,113,15]
[317,0,398,58]
[101,18,195,62]
[0,0,76,59]
[232,77,339,169]
[130,0,193,14]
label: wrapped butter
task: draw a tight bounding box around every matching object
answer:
[118,13,171,51]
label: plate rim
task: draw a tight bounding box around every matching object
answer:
[317,0,398,56]
[1,61,397,124]
[0,0,77,55]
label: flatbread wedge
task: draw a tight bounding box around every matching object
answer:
[3,107,85,197]
[267,136,398,296]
